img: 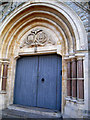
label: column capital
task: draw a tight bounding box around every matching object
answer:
[0,58,10,64]
[71,58,77,62]
[69,55,75,59]
[75,54,85,60]
[64,56,77,63]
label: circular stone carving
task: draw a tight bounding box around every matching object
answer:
[26,34,35,45]
[36,31,47,44]
[20,29,56,48]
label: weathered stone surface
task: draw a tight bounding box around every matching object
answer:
[66,2,89,32]
[0,0,89,118]
[0,1,89,33]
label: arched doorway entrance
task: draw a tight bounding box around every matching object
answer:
[0,1,87,117]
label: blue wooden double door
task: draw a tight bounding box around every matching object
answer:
[14,54,62,111]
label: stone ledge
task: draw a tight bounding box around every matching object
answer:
[0,91,7,94]
[65,97,84,104]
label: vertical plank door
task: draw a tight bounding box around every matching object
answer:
[14,56,38,107]
[14,54,62,111]
[37,54,62,110]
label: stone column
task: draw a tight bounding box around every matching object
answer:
[0,59,9,92]
[0,63,2,91]
[2,64,8,91]
[0,63,1,77]
[71,58,77,99]
[77,57,84,100]
[67,60,72,98]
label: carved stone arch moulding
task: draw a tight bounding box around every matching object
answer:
[16,26,63,57]
[0,1,87,59]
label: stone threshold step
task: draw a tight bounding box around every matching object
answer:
[8,104,61,118]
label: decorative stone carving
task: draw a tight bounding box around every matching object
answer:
[20,29,56,48]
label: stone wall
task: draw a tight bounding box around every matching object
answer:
[66,2,89,32]
[0,2,24,23]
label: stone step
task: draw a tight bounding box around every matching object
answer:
[1,104,62,119]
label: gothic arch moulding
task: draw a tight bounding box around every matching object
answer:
[0,0,87,59]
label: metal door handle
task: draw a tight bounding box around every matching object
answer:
[41,78,44,82]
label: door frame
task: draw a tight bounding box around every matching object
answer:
[13,52,62,111]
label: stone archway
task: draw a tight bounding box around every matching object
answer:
[0,1,88,117]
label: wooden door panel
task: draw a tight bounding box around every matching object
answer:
[37,55,61,110]
[14,56,38,107]
[14,54,62,111]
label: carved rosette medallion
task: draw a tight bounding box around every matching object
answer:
[20,29,55,48]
